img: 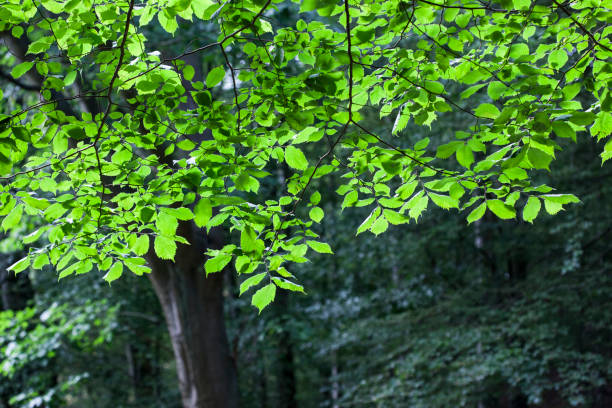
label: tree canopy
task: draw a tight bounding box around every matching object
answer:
[1,0,611,311]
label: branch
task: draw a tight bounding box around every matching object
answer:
[552,0,612,53]
[345,0,353,120]
[0,68,40,91]
[93,0,136,227]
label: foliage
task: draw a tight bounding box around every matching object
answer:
[227,130,612,408]
[0,267,181,408]
[0,0,610,309]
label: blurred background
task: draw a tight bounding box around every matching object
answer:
[1,2,611,407]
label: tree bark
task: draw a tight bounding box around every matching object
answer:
[147,222,238,408]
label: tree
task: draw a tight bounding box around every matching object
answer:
[0,0,610,407]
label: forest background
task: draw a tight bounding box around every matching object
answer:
[0,0,611,407]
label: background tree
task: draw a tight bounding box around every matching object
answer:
[0,0,611,408]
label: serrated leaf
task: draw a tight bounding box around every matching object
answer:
[163,207,194,221]
[309,206,324,223]
[206,66,225,88]
[32,253,49,270]
[487,81,505,100]
[239,272,266,295]
[541,194,580,204]
[456,144,474,168]
[475,103,500,119]
[158,9,178,33]
[552,122,576,141]
[548,49,568,69]
[2,204,23,231]
[429,193,458,209]
[467,202,486,224]
[528,148,553,170]
[357,207,380,235]
[284,146,308,170]
[156,212,178,236]
[192,0,214,19]
[272,277,305,293]
[205,253,232,274]
[251,283,276,313]
[383,209,407,225]
[370,216,388,235]
[408,195,429,220]
[240,226,257,253]
[194,199,212,227]
[460,83,486,99]
[8,257,30,273]
[104,262,123,283]
[132,235,150,256]
[543,198,563,215]
[523,196,541,223]
[11,61,34,79]
[307,240,333,254]
[341,190,358,209]
[154,235,177,260]
[487,199,516,220]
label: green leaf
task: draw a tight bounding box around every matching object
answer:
[523,196,541,223]
[104,262,123,283]
[192,0,215,19]
[591,112,612,140]
[341,190,358,209]
[1,204,23,231]
[543,198,563,215]
[357,208,380,235]
[528,148,553,170]
[123,257,149,274]
[154,235,177,260]
[429,193,458,209]
[156,212,178,236]
[307,240,333,254]
[541,194,580,204]
[239,272,266,295]
[284,146,309,170]
[552,122,576,141]
[205,253,232,274]
[7,257,30,273]
[206,66,226,88]
[132,235,150,256]
[475,103,500,119]
[11,61,34,79]
[570,112,595,126]
[548,49,568,69]
[487,81,506,100]
[370,216,389,235]
[194,199,212,227]
[460,83,486,99]
[272,277,305,293]
[240,226,257,253]
[467,202,486,224]
[163,207,194,221]
[32,253,49,270]
[251,283,276,313]
[383,209,407,225]
[509,43,529,58]
[456,144,474,168]
[309,206,324,223]
[487,199,516,220]
[158,9,178,33]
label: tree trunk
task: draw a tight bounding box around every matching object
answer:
[147,222,238,408]
[3,29,239,408]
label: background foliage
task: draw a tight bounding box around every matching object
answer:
[0,0,611,407]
